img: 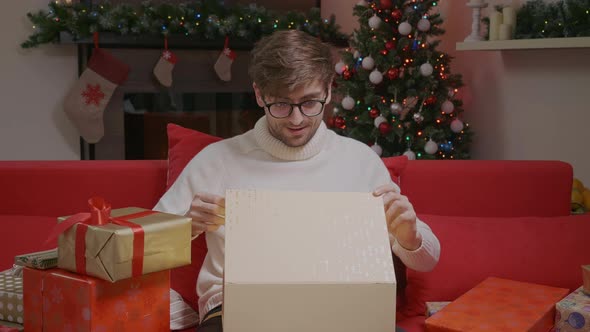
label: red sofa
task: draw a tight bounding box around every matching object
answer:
[1,159,589,331]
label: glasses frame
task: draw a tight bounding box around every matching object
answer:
[262,90,328,119]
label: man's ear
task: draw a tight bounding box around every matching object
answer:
[325,81,333,104]
[253,82,265,108]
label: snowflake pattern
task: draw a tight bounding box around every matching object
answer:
[223,48,232,56]
[162,50,172,60]
[81,83,105,106]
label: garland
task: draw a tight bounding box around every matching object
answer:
[515,0,590,38]
[22,0,347,48]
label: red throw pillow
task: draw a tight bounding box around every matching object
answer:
[382,155,408,185]
[166,123,222,190]
[403,214,590,317]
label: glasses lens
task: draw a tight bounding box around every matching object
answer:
[300,100,323,116]
[269,103,292,118]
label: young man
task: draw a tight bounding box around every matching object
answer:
[155,29,440,332]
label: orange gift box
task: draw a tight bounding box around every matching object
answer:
[425,277,569,332]
[23,268,169,332]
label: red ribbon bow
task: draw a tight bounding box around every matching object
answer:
[47,197,155,277]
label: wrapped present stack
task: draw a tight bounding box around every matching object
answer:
[553,265,590,332]
[13,197,192,332]
[425,277,569,332]
[0,270,23,328]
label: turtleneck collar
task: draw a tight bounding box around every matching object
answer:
[253,116,327,161]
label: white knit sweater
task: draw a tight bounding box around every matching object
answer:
[154,117,440,321]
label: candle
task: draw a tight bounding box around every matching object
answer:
[498,23,512,40]
[488,11,503,41]
[502,6,516,36]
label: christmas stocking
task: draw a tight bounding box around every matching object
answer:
[153,37,177,87]
[214,37,236,82]
[63,48,130,143]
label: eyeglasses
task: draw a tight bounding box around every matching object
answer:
[262,93,328,119]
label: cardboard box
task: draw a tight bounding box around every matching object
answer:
[23,268,170,332]
[58,207,191,282]
[0,272,23,325]
[223,190,397,332]
[425,277,569,332]
[555,286,590,331]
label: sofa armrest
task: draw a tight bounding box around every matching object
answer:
[0,160,168,217]
[400,160,572,217]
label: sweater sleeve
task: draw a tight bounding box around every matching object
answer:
[391,217,440,272]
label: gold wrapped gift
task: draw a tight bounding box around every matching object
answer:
[57,204,191,282]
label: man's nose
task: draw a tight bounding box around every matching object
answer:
[288,105,305,124]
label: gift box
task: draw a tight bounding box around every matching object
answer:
[426,301,451,318]
[14,249,57,270]
[0,271,23,325]
[23,267,170,332]
[583,265,590,295]
[223,190,397,332]
[53,197,191,282]
[425,277,569,332]
[0,320,23,331]
[555,286,590,331]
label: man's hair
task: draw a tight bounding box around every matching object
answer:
[249,30,335,97]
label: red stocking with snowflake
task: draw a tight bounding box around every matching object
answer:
[63,34,130,143]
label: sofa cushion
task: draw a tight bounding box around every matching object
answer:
[403,214,590,317]
[0,215,57,270]
[166,123,222,189]
[383,155,408,185]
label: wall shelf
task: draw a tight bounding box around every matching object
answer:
[456,36,590,51]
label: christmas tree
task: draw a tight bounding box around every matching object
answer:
[332,0,473,159]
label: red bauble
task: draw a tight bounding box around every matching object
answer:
[380,49,389,56]
[379,0,392,9]
[334,116,346,129]
[425,95,437,105]
[369,108,380,118]
[391,9,403,21]
[386,68,400,80]
[385,41,395,50]
[378,122,391,135]
[342,69,352,80]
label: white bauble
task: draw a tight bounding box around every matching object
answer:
[332,106,340,114]
[341,96,355,110]
[369,69,383,85]
[398,21,412,35]
[390,102,403,114]
[424,139,438,155]
[357,0,368,7]
[369,15,382,29]
[417,18,431,32]
[374,115,387,128]
[450,119,464,133]
[335,61,346,75]
[403,149,416,160]
[441,100,455,114]
[361,56,375,70]
[420,62,434,76]
[371,143,383,156]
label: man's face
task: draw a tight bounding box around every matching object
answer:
[254,81,331,148]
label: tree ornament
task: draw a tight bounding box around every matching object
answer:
[398,21,412,35]
[334,116,346,129]
[380,49,389,56]
[335,61,346,75]
[332,106,340,114]
[424,139,438,155]
[341,96,356,110]
[374,115,387,128]
[379,122,392,135]
[451,119,464,133]
[405,96,419,108]
[390,102,403,114]
[385,41,395,50]
[417,18,431,32]
[353,50,361,59]
[369,108,380,118]
[342,69,352,80]
[441,100,455,114]
[386,67,400,80]
[420,62,434,76]
[369,69,383,84]
[369,15,382,29]
[379,0,392,9]
[403,149,416,160]
[361,56,375,70]
[371,143,383,156]
[425,95,437,105]
[391,9,403,21]
[413,112,424,123]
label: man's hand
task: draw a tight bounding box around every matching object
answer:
[373,183,422,251]
[187,192,226,236]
